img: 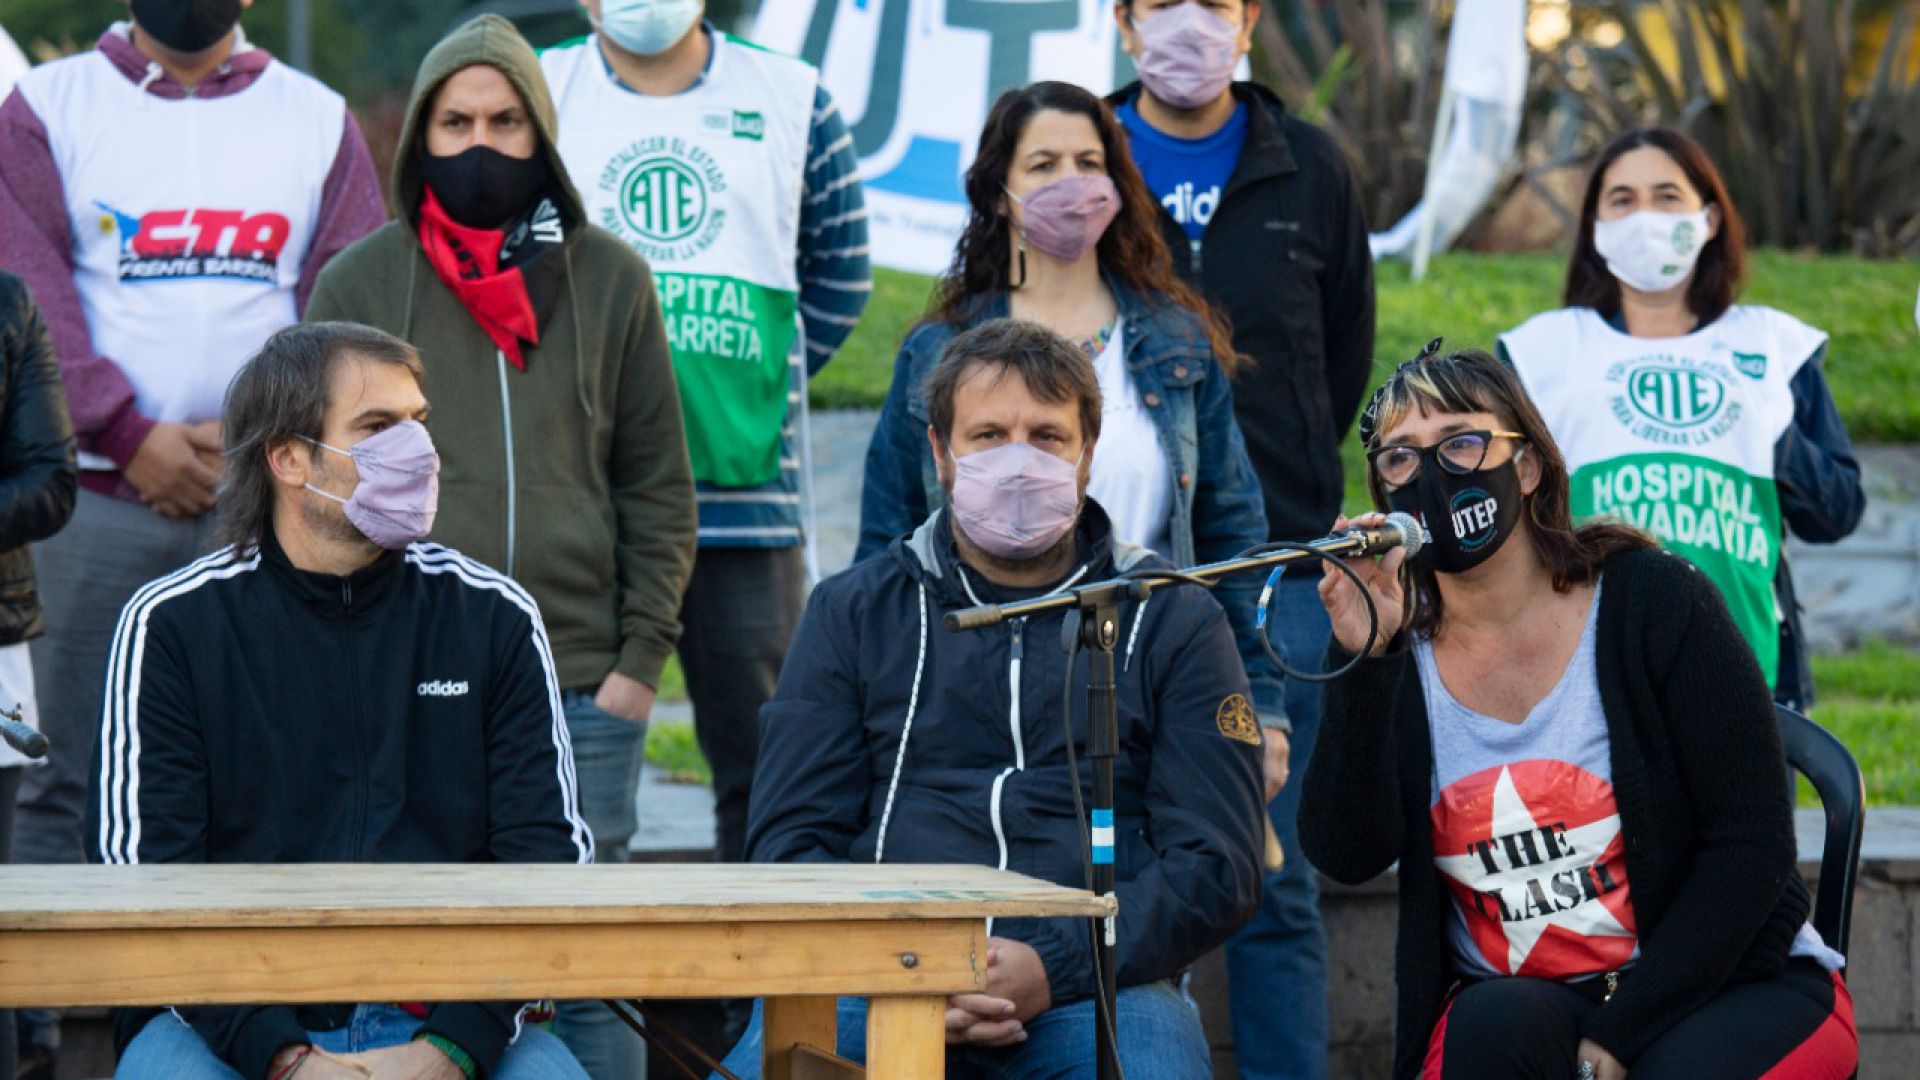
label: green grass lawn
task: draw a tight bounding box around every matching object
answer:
[1807,640,1920,807]
[820,251,1920,439]
[643,718,710,786]
[649,639,1920,803]
[650,251,1919,800]
[819,253,1920,511]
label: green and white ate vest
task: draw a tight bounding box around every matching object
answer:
[543,33,815,487]
[1502,306,1825,685]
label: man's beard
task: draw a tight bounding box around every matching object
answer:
[303,453,383,558]
[954,514,1082,576]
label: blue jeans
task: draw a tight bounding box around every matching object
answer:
[1225,574,1330,1079]
[713,981,1210,1080]
[117,1005,587,1078]
[552,691,648,1080]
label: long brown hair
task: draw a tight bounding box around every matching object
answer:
[1565,127,1748,325]
[1360,347,1653,638]
[928,81,1243,374]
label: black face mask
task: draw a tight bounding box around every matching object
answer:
[420,146,551,230]
[1386,454,1525,574]
[130,0,245,54]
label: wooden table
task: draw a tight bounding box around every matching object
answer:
[0,863,1111,1079]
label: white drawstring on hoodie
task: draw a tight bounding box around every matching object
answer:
[873,583,929,864]
[872,559,1091,864]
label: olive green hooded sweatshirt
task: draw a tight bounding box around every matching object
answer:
[309,15,695,691]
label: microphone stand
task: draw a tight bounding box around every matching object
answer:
[1074,579,1136,1080]
[944,523,1412,1080]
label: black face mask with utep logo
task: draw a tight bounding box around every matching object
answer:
[1387,454,1524,575]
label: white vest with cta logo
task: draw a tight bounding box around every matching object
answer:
[18,53,342,439]
[1501,305,1822,685]
[542,32,814,488]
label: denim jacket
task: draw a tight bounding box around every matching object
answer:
[855,281,1286,724]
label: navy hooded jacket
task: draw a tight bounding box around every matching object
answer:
[748,503,1265,1004]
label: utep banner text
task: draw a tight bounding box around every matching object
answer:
[755,0,1138,274]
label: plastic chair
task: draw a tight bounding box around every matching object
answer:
[1776,703,1865,961]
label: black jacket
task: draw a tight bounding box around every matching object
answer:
[1767,351,1865,710]
[0,273,77,643]
[1300,549,1809,1077]
[750,504,1265,1005]
[87,533,592,1080]
[1107,82,1377,543]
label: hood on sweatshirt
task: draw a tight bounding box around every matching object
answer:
[391,14,586,231]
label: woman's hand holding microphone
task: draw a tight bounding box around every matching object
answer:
[1317,513,1408,657]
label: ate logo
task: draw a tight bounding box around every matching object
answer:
[96,201,291,284]
[598,138,728,262]
[1626,363,1726,429]
[622,156,708,243]
[1433,760,1637,978]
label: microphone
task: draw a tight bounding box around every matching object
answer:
[1336,511,1427,560]
[1256,511,1424,624]
[0,704,47,761]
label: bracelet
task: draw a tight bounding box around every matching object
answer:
[415,1032,478,1080]
[267,1046,313,1080]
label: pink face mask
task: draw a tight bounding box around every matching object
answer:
[304,420,441,550]
[1133,3,1241,110]
[1006,175,1122,264]
[949,442,1082,561]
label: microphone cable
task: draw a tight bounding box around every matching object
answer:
[1246,542,1381,683]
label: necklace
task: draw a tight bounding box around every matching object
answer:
[1075,319,1118,358]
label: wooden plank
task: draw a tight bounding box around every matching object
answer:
[791,1045,864,1080]
[763,996,838,1080]
[0,864,1110,929]
[865,995,946,1079]
[0,919,988,1007]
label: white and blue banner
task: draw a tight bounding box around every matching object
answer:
[755,0,1138,274]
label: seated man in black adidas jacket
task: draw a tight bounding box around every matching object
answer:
[85,322,592,1080]
[719,319,1265,1079]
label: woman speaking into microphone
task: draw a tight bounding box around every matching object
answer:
[1297,347,1856,1079]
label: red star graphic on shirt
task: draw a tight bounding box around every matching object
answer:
[1432,759,1638,978]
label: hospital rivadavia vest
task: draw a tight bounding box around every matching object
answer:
[543,33,815,488]
[18,53,340,440]
[1503,306,1824,685]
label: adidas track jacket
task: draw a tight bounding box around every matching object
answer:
[86,529,592,1080]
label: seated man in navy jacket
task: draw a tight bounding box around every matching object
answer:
[720,318,1265,1079]
[86,322,592,1080]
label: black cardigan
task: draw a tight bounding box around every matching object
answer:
[1299,547,1810,1078]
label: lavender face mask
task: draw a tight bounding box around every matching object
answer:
[1133,3,1242,110]
[949,442,1082,561]
[304,420,441,549]
[1006,175,1122,264]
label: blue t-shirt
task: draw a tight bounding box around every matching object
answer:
[1116,98,1249,241]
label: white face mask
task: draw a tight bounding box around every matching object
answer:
[1592,209,1712,295]
[597,0,702,57]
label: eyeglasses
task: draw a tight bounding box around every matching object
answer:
[1367,430,1526,487]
